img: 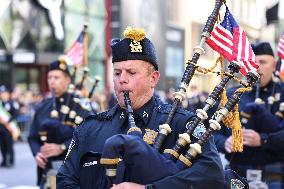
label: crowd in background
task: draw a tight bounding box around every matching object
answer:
[0,85,208,144]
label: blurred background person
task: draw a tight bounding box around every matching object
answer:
[0,85,20,167]
[28,58,91,188]
[214,42,284,188]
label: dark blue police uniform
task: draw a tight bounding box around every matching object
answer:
[28,58,91,187]
[57,96,225,189]
[214,81,284,188]
[28,92,90,186]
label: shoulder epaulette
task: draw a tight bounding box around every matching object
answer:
[90,105,118,121]
[155,103,173,113]
[35,98,50,110]
[176,107,190,115]
[155,103,193,116]
[85,114,96,121]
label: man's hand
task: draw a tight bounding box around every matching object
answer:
[111,182,144,189]
[0,117,7,125]
[242,128,261,147]
[35,152,47,169]
[40,143,64,158]
[225,136,233,153]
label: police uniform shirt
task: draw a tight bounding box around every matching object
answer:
[57,96,224,189]
[214,81,284,167]
[28,93,91,162]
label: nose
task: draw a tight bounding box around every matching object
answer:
[119,71,129,85]
[48,77,55,87]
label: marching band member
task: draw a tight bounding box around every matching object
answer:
[57,27,224,189]
[214,42,284,188]
[28,58,91,188]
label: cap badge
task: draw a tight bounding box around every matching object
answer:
[59,61,67,70]
[129,40,142,53]
[143,129,157,144]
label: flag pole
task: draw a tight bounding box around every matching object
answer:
[83,23,88,67]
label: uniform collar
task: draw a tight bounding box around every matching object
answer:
[252,80,274,93]
[260,80,274,93]
[133,97,155,125]
[117,97,155,126]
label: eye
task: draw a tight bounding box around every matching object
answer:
[114,71,121,76]
[129,71,136,75]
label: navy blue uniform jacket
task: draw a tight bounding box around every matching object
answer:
[57,97,224,189]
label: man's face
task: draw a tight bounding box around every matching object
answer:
[0,91,10,102]
[256,55,276,87]
[48,70,70,97]
[113,60,160,110]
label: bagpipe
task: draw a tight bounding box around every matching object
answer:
[99,1,258,188]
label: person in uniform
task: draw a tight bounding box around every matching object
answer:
[28,58,91,187]
[57,27,225,189]
[0,85,20,167]
[214,42,284,188]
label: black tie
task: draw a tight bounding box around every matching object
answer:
[134,113,144,128]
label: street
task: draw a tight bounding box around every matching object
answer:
[0,142,38,189]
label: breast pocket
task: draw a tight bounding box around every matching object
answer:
[79,151,108,189]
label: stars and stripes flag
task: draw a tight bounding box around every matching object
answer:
[276,42,284,81]
[277,32,284,60]
[206,6,259,76]
[65,31,85,65]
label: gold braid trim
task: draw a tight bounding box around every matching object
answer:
[100,158,120,165]
[124,27,146,42]
[127,127,142,134]
[188,55,248,87]
[196,56,222,74]
[222,86,251,152]
[164,149,179,158]
[235,86,252,93]
[232,104,243,152]
[240,111,251,119]
[221,90,234,128]
[178,155,192,167]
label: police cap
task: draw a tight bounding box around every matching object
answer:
[49,57,71,77]
[111,27,158,70]
[251,42,274,57]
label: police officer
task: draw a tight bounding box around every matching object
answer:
[28,58,91,187]
[0,85,19,167]
[57,27,224,189]
[214,42,284,188]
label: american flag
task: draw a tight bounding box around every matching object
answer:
[206,7,258,76]
[277,32,284,60]
[66,31,85,65]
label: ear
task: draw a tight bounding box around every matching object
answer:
[272,59,277,71]
[65,75,71,86]
[150,71,160,88]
